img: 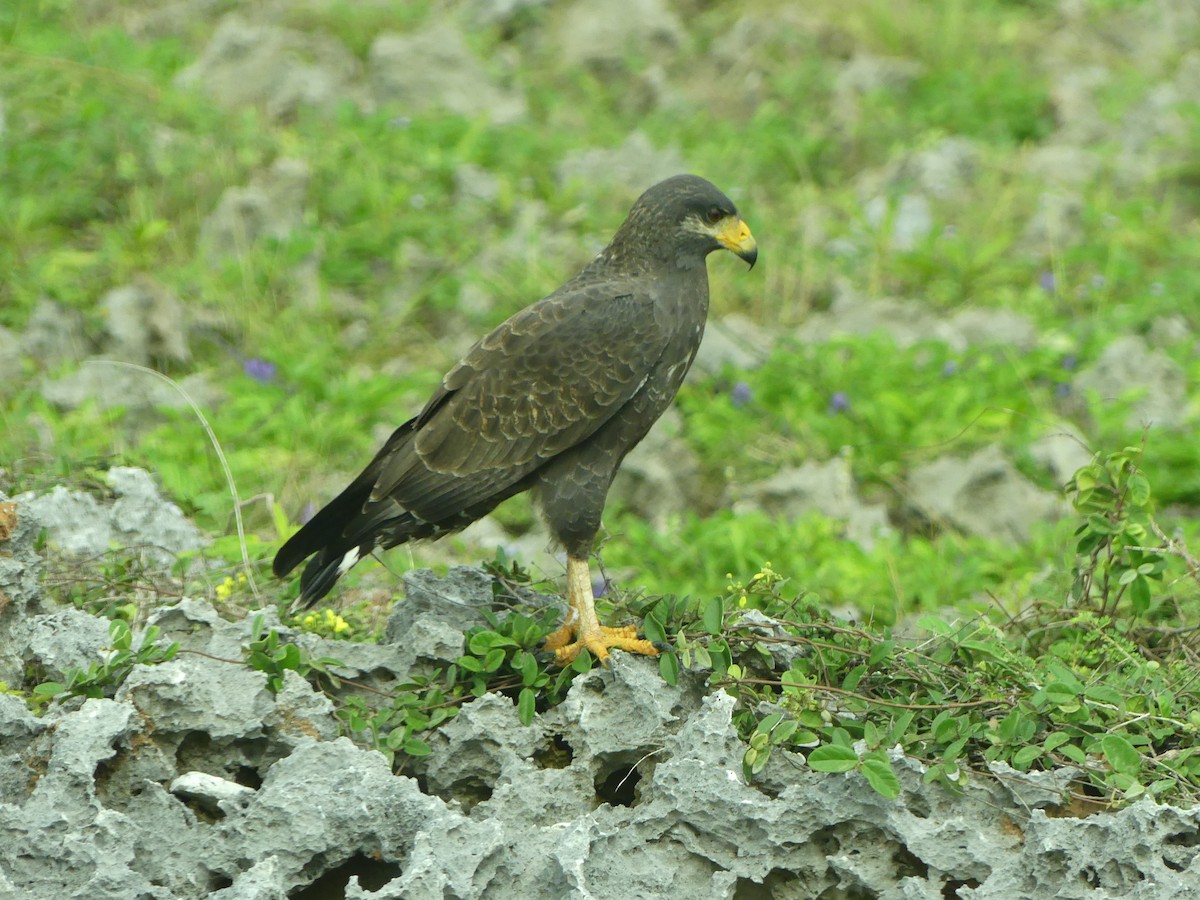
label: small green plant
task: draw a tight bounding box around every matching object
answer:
[333,604,590,767]
[296,607,354,639]
[31,619,179,706]
[244,613,345,693]
[632,484,1200,807]
[1065,446,1167,616]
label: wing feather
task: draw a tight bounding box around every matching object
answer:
[371,280,668,522]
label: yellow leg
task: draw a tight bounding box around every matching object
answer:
[543,555,659,666]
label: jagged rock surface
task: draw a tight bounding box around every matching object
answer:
[1,484,1198,899]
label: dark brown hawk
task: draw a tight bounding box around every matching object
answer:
[274,174,757,663]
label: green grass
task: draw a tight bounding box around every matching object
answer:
[2,0,1199,628]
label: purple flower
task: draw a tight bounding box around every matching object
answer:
[941,360,958,377]
[244,358,277,383]
[828,391,850,414]
[1055,383,1072,399]
[731,381,753,408]
[1061,354,1077,372]
[1038,271,1056,293]
[591,574,610,598]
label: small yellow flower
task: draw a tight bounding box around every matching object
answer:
[215,576,235,601]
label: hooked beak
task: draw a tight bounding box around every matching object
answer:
[717,217,758,269]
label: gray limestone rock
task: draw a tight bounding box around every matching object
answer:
[98,277,191,366]
[176,15,364,119]
[1029,424,1094,486]
[797,286,963,349]
[556,131,688,198]
[690,313,773,377]
[833,54,924,129]
[169,770,255,815]
[0,326,20,387]
[40,362,221,413]
[552,0,684,71]
[2,525,1198,898]
[1022,144,1101,189]
[905,445,1069,542]
[19,466,205,566]
[369,24,527,125]
[948,307,1038,352]
[387,566,494,649]
[1074,335,1189,430]
[894,137,982,200]
[1022,190,1085,250]
[200,158,311,259]
[798,286,1038,354]
[863,192,934,252]
[20,298,93,369]
[734,456,891,552]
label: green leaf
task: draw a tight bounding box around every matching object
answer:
[1101,734,1141,777]
[1084,684,1123,706]
[1127,472,1151,505]
[1129,577,1151,614]
[841,664,866,693]
[861,755,900,799]
[757,713,783,733]
[1149,779,1176,797]
[868,640,894,667]
[642,608,666,644]
[109,619,132,650]
[932,714,958,743]
[271,497,293,539]
[943,736,969,762]
[517,652,540,686]
[517,687,536,726]
[403,737,431,757]
[889,710,915,745]
[750,745,771,776]
[917,616,952,635]
[570,650,593,674]
[1043,681,1078,707]
[701,595,724,636]
[807,744,858,773]
[468,630,514,655]
[1011,746,1042,771]
[457,655,483,672]
[1046,662,1084,693]
[1043,732,1072,752]
[771,720,798,745]
[1059,743,1087,765]
[33,682,65,697]
[658,650,679,686]
[482,647,506,672]
[742,747,758,782]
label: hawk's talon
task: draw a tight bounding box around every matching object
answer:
[545,623,660,666]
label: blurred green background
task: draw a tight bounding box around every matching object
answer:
[2,0,1198,621]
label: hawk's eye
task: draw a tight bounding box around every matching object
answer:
[705,206,726,225]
